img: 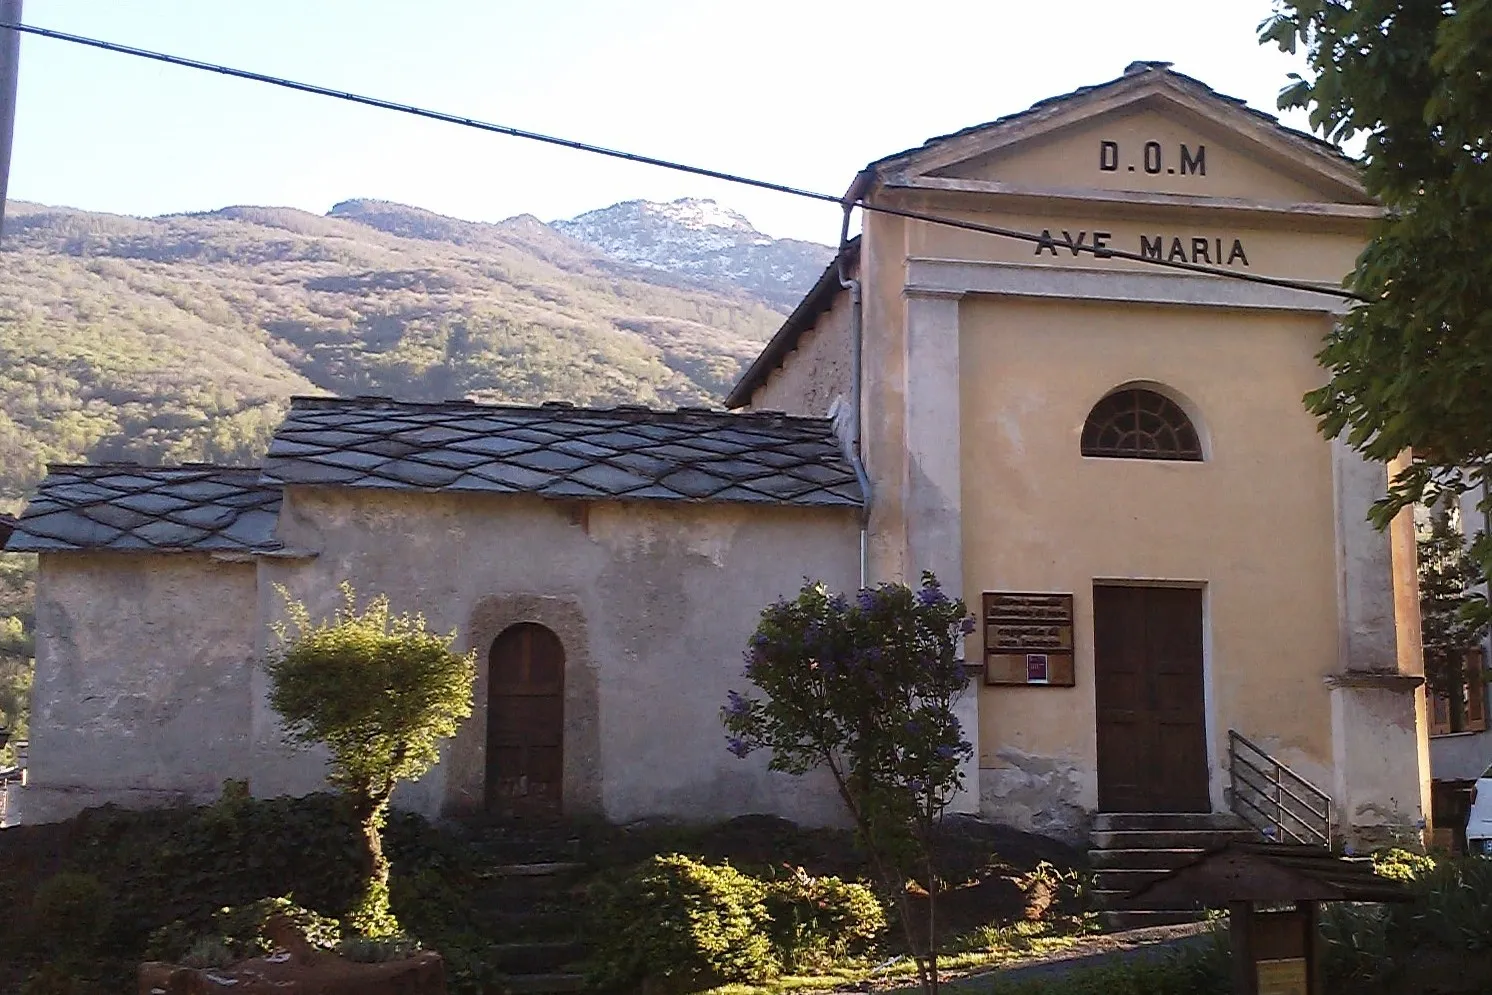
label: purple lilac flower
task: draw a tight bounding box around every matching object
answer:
[856,590,878,611]
[725,690,750,718]
[726,737,752,758]
[909,778,927,793]
[751,632,770,647]
[936,745,957,759]
[917,585,947,606]
[905,719,922,735]
[953,663,967,682]
[830,594,849,613]
[960,616,977,635]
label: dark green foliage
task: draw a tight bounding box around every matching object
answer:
[146,896,342,964]
[266,584,476,936]
[29,872,110,965]
[0,792,502,993]
[587,854,780,991]
[586,853,891,990]
[1259,2,1492,603]
[0,553,33,767]
[761,864,887,970]
[337,934,424,963]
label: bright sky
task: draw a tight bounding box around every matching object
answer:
[7,1,1317,244]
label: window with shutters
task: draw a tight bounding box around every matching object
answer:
[1430,648,1488,736]
[1081,387,1203,461]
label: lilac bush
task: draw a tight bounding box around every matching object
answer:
[721,572,975,994]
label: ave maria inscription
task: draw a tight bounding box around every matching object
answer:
[1028,136,1248,267]
[1033,229,1250,266]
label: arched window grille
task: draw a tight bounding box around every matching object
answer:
[1081,388,1203,461]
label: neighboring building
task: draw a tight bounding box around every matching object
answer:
[5,63,1430,850]
[1428,491,1492,851]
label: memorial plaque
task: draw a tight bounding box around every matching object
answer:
[983,592,1075,686]
[1257,957,1309,995]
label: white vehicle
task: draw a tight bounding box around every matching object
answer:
[1469,762,1492,857]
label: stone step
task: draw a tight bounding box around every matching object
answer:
[1100,909,1209,930]
[1092,812,1253,833]
[1090,828,1259,851]
[489,941,586,974]
[479,908,583,942]
[502,972,588,994]
[1091,866,1177,893]
[490,861,588,878]
[1086,847,1207,870]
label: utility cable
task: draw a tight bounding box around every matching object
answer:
[0,19,1364,302]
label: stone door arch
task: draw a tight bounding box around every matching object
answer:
[486,622,565,817]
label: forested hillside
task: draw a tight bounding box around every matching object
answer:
[0,198,802,511]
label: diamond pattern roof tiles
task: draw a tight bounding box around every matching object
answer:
[4,465,282,554]
[262,396,864,509]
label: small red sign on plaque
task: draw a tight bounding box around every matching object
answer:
[1026,654,1049,684]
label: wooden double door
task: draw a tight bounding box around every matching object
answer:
[1094,585,1210,813]
[486,623,564,817]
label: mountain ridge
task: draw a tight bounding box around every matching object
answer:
[0,195,831,510]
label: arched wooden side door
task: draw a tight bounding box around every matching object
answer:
[486,623,564,817]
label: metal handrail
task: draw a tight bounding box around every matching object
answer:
[1228,729,1332,847]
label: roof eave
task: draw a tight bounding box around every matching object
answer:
[725,237,860,409]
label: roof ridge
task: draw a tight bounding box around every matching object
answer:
[287,394,837,426]
[43,461,265,474]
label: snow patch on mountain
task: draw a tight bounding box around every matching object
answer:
[553,198,834,309]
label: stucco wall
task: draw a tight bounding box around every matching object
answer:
[20,552,258,824]
[252,488,860,826]
[959,297,1340,837]
[747,286,853,416]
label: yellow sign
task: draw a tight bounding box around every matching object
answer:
[1256,957,1308,995]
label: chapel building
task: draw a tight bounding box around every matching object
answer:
[4,63,1430,852]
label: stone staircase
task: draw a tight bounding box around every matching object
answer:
[1088,812,1260,929]
[454,820,596,994]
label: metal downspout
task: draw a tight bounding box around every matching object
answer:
[838,202,870,589]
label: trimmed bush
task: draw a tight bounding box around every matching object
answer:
[587,854,779,991]
[763,865,886,969]
[30,871,110,966]
[146,896,341,964]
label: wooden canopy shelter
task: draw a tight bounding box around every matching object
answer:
[1124,842,1412,995]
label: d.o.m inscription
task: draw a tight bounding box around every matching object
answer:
[1100,140,1206,177]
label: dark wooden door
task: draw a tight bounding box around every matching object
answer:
[1094,585,1210,812]
[486,623,564,817]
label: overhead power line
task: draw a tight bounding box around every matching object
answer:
[0,19,1363,302]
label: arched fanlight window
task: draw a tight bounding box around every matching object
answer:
[1081,388,1203,461]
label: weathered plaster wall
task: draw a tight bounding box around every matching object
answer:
[20,553,257,824]
[252,488,860,826]
[960,298,1340,838]
[747,285,853,417]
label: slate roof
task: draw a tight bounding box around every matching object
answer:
[261,396,863,508]
[3,465,281,553]
[864,61,1358,177]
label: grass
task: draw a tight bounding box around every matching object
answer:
[703,916,1103,995]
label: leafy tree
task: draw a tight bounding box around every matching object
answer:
[1417,504,1488,721]
[266,584,476,936]
[1260,2,1492,606]
[721,573,975,995]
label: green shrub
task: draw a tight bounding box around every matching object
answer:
[146,896,341,964]
[1371,847,1436,882]
[179,937,235,969]
[587,854,779,992]
[30,871,110,964]
[762,865,886,969]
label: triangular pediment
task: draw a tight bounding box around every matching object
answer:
[870,65,1370,207]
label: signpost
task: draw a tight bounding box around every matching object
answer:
[983,591,1075,686]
